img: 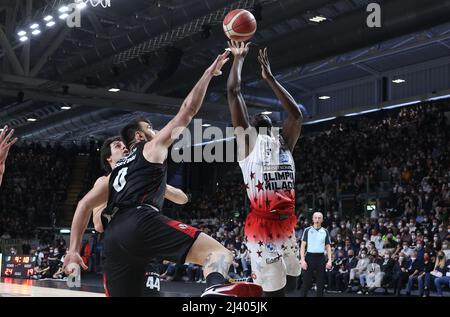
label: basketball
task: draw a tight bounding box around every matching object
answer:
[223,9,257,42]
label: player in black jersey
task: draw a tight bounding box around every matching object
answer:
[66,51,262,297]
[64,136,190,296]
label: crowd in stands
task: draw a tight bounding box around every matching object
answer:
[176,102,450,295]
[0,143,73,239]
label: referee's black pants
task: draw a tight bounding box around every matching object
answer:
[299,253,326,297]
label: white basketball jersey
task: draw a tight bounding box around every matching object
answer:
[239,134,295,215]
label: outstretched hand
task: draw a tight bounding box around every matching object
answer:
[257,47,274,81]
[227,40,251,59]
[206,50,230,77]
[0,126,17,164]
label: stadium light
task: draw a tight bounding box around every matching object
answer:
[392,79,406,84]
[309,15,327,23]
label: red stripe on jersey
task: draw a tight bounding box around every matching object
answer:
[103,273,110,297]
[245,212,297,243]
[165,219,200,239]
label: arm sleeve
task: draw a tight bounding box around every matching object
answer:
[325,229,331,245]
[301,228,309,243]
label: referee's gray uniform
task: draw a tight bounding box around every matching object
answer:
[299,226,331,297]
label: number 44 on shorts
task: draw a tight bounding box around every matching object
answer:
[146,274,160,291]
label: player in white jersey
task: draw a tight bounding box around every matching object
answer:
[226,41,303,296]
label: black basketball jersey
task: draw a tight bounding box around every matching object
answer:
[107,142,167,212]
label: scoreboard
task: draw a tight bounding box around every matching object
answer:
[1,255,36,278]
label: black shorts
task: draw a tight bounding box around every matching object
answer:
[103,205,201,297]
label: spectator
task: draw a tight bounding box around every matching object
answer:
[330,222,340,240]
[442,241,449,259]
[358,253,382,295]
[343,238,353,255]
[401,227,412,245]
[336,249,357,292]
[80,240,91,269]
[434,252,450,297]
[348,248,370,291]
[392,252,408,296]
[0,142,72,237]
[417,251,435,297]
[159,261,176,281]
[383,233,398,249]
[32,259,51,280]
[334,234,344,249]
[186,263,203,283]
[405,251,424,296]
[326,251,344,291]
[380,251,396,292]
[228,249,242,280]
[399,241,413,257]
[238,244,251,278]
[372,231,384,251]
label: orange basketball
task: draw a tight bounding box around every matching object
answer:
[223,9,257,42]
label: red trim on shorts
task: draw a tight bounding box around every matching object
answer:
[165,219,200,239]
[103,273,110,297]
[250,208,294,221]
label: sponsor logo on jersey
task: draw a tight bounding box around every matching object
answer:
[116,153,137,167]
[266,254,282,264]
[178,224,188,230]
[266,243,275,252]
[279,151,290,164]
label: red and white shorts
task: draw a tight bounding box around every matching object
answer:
[244,212,301,292]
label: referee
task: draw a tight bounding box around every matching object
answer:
[299,212,332,297]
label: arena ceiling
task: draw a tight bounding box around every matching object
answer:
[0,0,450,143]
